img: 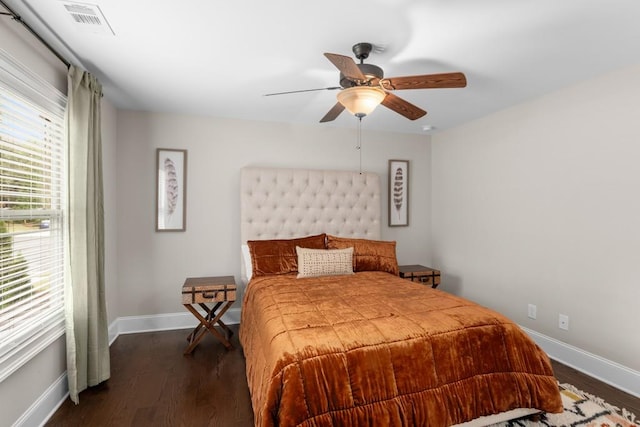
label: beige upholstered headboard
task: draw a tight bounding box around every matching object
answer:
[240,167,381,242]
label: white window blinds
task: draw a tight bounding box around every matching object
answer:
[0,49,67,381]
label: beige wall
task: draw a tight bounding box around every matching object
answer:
[102,100,119,325]
[0,17,65,92]
[115,112,432,317]
[431,64,640,371]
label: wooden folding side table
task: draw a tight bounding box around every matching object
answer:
[181,276,237,354]
[398,265,441,288]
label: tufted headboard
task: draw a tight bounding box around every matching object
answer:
[240,167,381,243]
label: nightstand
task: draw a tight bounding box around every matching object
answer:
[398,265,440,288]
[181,276,237,354]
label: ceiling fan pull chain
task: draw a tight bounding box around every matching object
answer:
[357,116,362,174]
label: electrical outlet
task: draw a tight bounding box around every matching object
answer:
[527,304,537,320]
[559,314,569,330]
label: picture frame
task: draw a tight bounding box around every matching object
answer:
[156,148,187,231]
[388,159,409,227]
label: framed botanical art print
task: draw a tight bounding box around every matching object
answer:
[388,159,409,227]
[156,148,187,231]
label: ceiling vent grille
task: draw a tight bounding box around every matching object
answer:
[61,1,114,35]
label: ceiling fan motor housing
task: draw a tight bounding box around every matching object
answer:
[340,63,384,88]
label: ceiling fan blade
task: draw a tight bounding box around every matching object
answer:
[319,102,345,123]
[264,87,341,96]
[383,72,467,90]
[381,92,427,120]
[324,53,366,81]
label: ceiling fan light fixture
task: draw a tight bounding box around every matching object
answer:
[337,87,386,117]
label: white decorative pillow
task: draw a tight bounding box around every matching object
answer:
[241,244,252,281]
[296,246,354,278]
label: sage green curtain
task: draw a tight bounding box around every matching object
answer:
[64,65,110,404]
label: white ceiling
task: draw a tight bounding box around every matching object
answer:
[4,0,640,134]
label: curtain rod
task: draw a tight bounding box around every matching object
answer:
[0,0,71,68]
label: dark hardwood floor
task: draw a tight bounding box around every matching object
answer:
[46,326,639,426]
[46,326,253,427]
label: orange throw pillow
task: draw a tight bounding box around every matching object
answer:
[326,235,399,275]
[248,234,327,277]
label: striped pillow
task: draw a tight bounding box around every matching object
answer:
[296,247,354,278]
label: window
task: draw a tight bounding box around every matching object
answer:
[0,49,66,381]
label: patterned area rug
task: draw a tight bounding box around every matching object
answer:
[493,383,638,427]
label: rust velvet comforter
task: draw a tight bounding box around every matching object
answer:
[239,272,562,427]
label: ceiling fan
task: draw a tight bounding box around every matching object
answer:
[265,42,467,123]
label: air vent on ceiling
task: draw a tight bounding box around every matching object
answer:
[61,1,114,35]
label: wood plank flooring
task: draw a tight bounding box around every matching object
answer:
[46,326,253,427]
[45,325,639,426]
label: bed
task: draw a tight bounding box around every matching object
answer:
[239,167,562,427]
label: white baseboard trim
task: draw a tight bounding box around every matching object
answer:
[24,315,637,427]
[521,326,640,398]
[13,372,68,427]
[111,307,241,336]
